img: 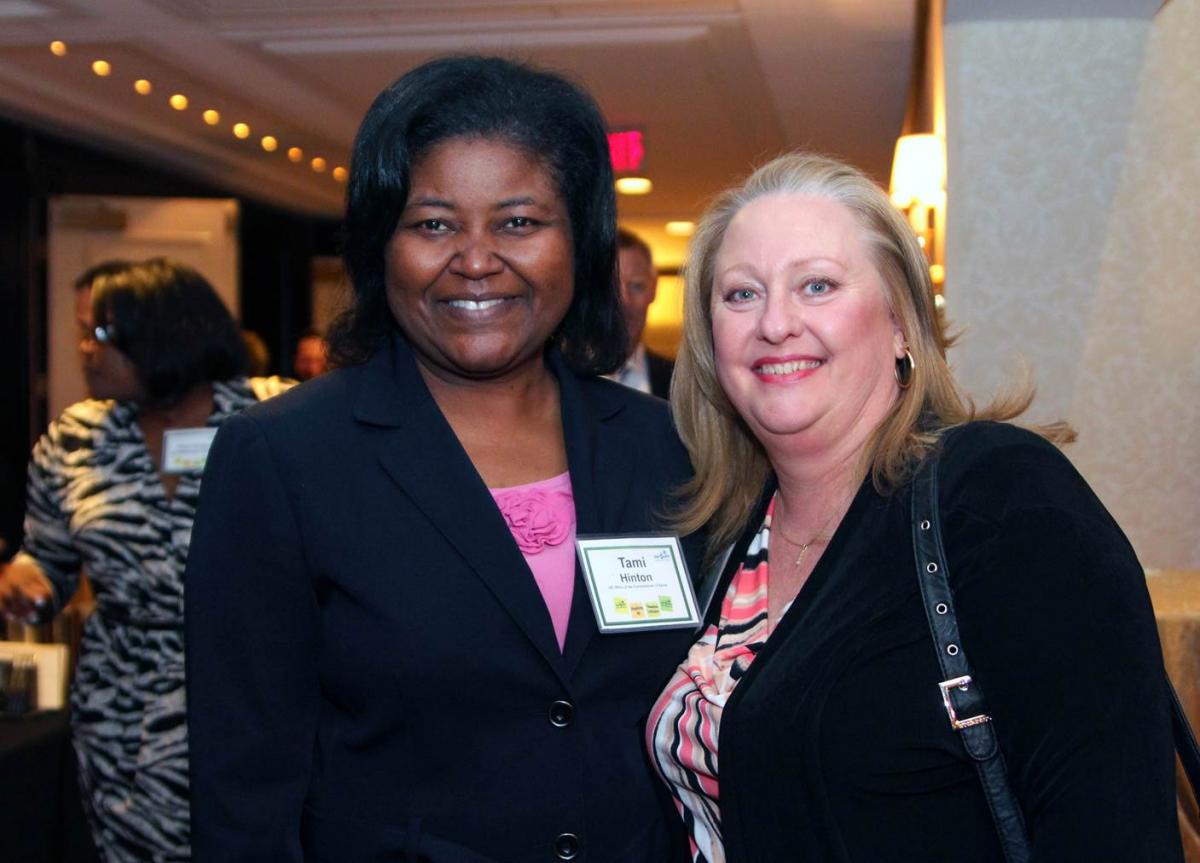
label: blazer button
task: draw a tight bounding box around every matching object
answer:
[548,700,574,728]
[553,832,579,860]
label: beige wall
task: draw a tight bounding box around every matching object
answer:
[944,0,1199,568]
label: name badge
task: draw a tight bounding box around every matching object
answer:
[576,534,699,633]
[162,427,218,474]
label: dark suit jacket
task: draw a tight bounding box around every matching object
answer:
[184,333,702,863]
[645,350,674,401]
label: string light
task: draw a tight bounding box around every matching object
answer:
[49,41,67,57]
[332,166,348,182]
[287,147,303,163]
[169,94,188,111]
[134,79,152,96]
[310,157,327,173]
[261,136,278,152]
[202,109,220,126]
[91,60,112,77]
[232,123,250,139]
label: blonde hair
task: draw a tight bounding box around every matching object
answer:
[670,152,1073,555]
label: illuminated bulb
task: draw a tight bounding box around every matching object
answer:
[332,166,348,182]
[930,264,946,285]
[934,292,946,312]
[916,235,926,248]
[49,41,67,57]
[169,93,188,111]
[134,79,152,96]
[261,136,278,152]
[311,157,327,173]
[91,60,112,77]
[232,123,251,139]
[287,147,303,163]
[665,221,695,237]
[615,177,652,196]
[202,109,220,126]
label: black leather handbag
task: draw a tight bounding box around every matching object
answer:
[911,439,1200,863]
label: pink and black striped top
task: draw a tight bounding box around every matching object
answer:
[646,495,782,863]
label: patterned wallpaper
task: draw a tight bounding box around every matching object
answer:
[944,2,1200,568]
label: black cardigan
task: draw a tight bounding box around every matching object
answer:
[710,422,1181,862]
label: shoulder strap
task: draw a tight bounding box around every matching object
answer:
[911,445,1032,863]
[913,437,1200,858]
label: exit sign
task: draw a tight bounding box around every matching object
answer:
[608,130,645,172]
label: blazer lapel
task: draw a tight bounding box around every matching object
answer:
[554,353,633,678]
[355,335,566,674]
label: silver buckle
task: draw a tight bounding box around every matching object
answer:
[938,675,991,730]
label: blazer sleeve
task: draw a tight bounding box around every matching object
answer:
[944,428,1181,861]
[185,410,319,862]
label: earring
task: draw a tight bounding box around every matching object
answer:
[895,348,915,390]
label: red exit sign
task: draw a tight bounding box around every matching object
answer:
[608,130,645,172]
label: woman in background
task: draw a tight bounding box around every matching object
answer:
[648,152,1182,862]
[185,56,701,862]
[0,258,289,862]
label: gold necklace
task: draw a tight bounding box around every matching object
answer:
[771,492,853,568]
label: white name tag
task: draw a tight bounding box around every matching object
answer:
[162,427,218,474]
[576,534,700,633]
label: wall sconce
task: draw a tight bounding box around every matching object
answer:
[890,132,946,287]
[889,133,945,209]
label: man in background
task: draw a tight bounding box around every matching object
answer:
[292,328,329,381]
[610,228,673,399]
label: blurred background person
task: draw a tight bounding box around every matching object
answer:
[185,55,702,862]
[648,152,1183,862]
[0,258,290,863]
[608,227,674,398]
[291,327,329,380]
[74,260,134,398]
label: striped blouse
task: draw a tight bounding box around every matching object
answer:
[647,496,782,863]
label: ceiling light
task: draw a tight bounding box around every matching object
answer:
[332,166,348,182]
[665,221,695,237]
[287,147,303,163]
[202,109,220,126]
[261,136,278,152]
[232,123,250,139]
[311,157,327,173]
[91,60,111,77]
[134,79,152,96]
[169,93,188,111]
[48,41,66,57]
[615,177,652,196]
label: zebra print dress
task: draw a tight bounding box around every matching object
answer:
[17,376,289,863]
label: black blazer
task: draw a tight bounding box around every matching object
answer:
[645,350,675,401]
[184,333,702,863]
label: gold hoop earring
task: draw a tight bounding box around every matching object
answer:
[895,348,915,390]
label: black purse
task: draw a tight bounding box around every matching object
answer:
[911,441,1200,863]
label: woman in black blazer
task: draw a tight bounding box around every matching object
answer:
[185,56,702,862]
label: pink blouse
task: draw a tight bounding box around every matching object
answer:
[489,471,576,651]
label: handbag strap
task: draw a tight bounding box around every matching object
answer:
[913,437,1200,860]
[911,445,1032,863]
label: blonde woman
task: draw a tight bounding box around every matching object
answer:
[647,152,1182,862]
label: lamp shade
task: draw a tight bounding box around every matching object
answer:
[889,133,945,207]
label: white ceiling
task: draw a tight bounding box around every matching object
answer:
[0,0,918,265]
